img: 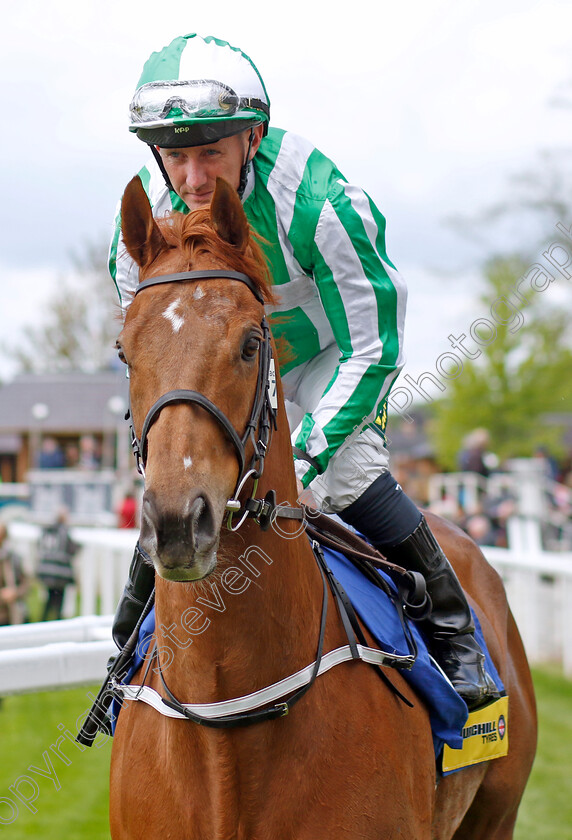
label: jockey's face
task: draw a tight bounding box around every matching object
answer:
[157,125,264,211]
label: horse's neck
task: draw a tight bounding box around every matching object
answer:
[154,395,324,697]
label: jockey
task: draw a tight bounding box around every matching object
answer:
[110,33,498,710]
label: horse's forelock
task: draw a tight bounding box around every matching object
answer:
[155,211,274,305]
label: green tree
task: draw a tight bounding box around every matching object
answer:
[431,79,572,470]
[428,255,572,470]
[5,238,119,374]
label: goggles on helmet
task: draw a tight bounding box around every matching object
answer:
[130,79,269,128]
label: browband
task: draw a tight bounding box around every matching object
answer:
[135,270,265,305]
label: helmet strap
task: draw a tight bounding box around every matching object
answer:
[150,145,175,193]
[238,127,256,199]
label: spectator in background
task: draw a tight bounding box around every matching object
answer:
[78,436,101,470]
[486,495,517,548]
[38,437,66,469]
[463,513,497,547]
[0,523,30,625]
[559,449,572,487]
[458,428,494,477]
[65,442,80,468]
[533,445,560,482]
[37,507,80,621]
[118,491,137,529]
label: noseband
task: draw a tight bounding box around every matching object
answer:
[128,269,278,525]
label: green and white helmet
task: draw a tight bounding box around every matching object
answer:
[129,34,270,148]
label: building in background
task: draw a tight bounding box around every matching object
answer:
[0,372,137,525]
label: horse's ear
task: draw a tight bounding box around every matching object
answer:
[211,177,249,252]
[121,175,167,269]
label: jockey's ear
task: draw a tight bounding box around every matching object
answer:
[121,175,168,269]
[211,177,249,252]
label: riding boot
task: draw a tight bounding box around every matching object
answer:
[380,517,500,710]
[112,545,155,650]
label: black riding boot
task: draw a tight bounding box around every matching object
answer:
[381,517,500,710]
[340,473,499,710]
[112,546,155,650]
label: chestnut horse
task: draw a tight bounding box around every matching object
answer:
[109,174,536,839]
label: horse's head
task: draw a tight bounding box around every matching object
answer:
[118,175,274,581]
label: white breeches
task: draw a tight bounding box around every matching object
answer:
[282,344,390,514]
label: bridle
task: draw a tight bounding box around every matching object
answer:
[127,268,281,530]
[76,269,424,744]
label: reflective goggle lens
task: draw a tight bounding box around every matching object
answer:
[130,80,243,123]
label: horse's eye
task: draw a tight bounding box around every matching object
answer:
[115,341,127,365]
[241,335,261,361]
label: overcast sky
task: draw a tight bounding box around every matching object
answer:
[2,0,572,380]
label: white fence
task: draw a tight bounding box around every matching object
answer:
[0,616,115,694]
[8,521,136,617]
[0,522,133,695]
[485,543,572,677]
[0,518,571,696]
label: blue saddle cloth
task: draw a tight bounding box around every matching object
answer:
[322,544,504,757]
[113,542,504,762]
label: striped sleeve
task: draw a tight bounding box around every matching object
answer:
[108,160,176,312]
[293,179,407,488]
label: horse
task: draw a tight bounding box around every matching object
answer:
[109,174,537,839]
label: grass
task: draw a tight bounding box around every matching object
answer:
[0,667,569,838]
[514,667,572,840]
[0,686,111,837]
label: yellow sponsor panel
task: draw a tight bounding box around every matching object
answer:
[442,696,509,773]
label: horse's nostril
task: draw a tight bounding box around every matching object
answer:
[189,495,216,553]
[189,495,206,527]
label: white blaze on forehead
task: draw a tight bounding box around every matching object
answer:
[193,285,205,300]
[162,298,185,333]
[183,456,193,470]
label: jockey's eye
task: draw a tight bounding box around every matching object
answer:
[241,334,261,361]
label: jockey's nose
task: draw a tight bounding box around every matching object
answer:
[184,157,208,191]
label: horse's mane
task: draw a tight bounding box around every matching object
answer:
[157,209,276,306]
